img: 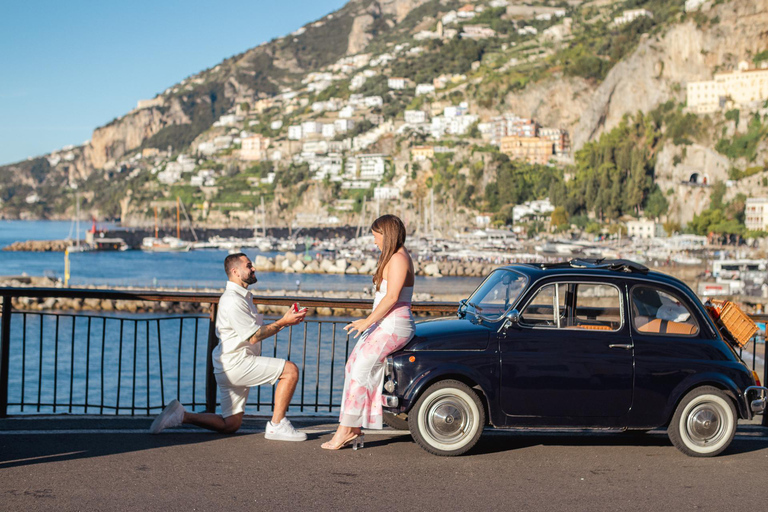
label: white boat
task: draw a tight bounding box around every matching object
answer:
[141,236,192,252]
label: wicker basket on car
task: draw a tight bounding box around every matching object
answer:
[705,299,758,347]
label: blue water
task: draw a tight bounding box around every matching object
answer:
[0,220,482,294]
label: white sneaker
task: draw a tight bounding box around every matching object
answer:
[264,418,307,441]
[149,399,185,434]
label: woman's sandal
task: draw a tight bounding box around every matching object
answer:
[321,433,365,450]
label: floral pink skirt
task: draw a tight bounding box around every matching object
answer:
[339,302,415,429]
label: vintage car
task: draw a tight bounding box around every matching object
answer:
[382,259,767,457]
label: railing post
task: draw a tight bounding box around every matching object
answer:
[763,343,768,428]
[205,303,218,413]
[0,295,12,418]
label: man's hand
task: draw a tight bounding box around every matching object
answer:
[250,307,308,344]
[281,307,308,327]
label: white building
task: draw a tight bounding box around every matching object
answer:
[415,83,436,96]
[685,0,707,11]
[338,105,355,118]
[322,123,337,138]
[288,125,303,140]
[517,26,538,36]
[358,154,387,181]
[613,9,653,25]
[213,114,243,127]
[301,121,323,135]
[512,199,554,223]
[364,96,384,108]
[374,186,401,200]
[626,218,666,239]
[687,61,768,114]
[404,110,428,124]
[350,75,367,90]
[334,119,355,133]
[745,197,768,232]
[270,120,284,130]
[302,140,329,155]
[388,77,410,90]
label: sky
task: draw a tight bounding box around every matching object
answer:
[0,0,349,166]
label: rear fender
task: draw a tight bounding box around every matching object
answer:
[664,372,749,423]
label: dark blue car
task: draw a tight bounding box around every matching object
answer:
[382,259,767,456]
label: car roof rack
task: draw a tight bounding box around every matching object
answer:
[535,258,649,274]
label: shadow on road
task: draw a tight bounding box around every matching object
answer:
[467,431,768,457]
[0,432,253,469]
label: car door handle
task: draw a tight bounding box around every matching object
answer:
[609,344,633,350]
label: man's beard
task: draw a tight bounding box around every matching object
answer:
[243,273,258,285]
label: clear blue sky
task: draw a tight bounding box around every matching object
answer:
[0,0,349,166]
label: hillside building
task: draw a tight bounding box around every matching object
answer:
[626,218,666,239]
[240,134,270,161]
[745,197,768,232]
[388,77,412,90]
[613,9,653,25]
[411,146,435,161]
[500,136,553,165]
[687,61,768,113]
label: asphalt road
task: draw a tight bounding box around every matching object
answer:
[2,418,767,511]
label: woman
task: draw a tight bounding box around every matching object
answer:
[321,214,415,450]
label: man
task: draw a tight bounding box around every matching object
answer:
[150,253,308,440]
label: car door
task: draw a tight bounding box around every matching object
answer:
[499,279,634,421]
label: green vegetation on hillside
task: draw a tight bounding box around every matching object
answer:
[715,113,768,162]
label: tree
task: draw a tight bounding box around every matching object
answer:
[550,207,569,232]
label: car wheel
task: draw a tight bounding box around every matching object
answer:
[383,411,409,431]
[408,380,485,456]
[668,386,737,457]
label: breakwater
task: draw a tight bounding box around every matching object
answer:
[0,276,454,317]
[252,252,498,278]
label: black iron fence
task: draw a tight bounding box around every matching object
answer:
[0,287,454,418]
[0,287,766,426]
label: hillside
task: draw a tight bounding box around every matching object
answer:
[1,0,767,239]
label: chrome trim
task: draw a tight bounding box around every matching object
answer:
[608,344,633,350]
[746,386,767,415]
[385,357,393,377]
[382,395,399,408]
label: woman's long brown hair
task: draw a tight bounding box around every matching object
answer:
[371,214,407,291]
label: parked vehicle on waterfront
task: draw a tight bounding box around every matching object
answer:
[382,259,767,457]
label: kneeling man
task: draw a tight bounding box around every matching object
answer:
[150,253,307,441]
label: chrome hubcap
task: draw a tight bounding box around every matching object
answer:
[425,395,472,444]
[686,403,724,446]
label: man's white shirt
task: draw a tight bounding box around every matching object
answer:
[213,281,264,373]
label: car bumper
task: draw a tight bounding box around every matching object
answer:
[746,386,767,417]
[382,395,399,408]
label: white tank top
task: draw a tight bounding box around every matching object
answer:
[372,279,414,312]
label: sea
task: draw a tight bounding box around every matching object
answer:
[0,220,481,416]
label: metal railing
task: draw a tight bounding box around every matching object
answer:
[0,287,766,427]
[0,287,454,418]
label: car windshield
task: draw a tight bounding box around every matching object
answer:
[464,269,528,320]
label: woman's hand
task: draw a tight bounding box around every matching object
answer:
[344,318,371,338]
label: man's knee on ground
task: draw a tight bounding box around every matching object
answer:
[220,414,243,434]
[281,361,299,382]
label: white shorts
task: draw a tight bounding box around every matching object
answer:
[215,356,286,417]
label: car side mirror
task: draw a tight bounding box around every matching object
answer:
[499,309,520,332]
[458,299,468,318]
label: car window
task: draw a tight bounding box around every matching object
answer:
[573,283,622,331]
[519,283,567,327]
[465,269,527,320]
[630,285,699,336]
